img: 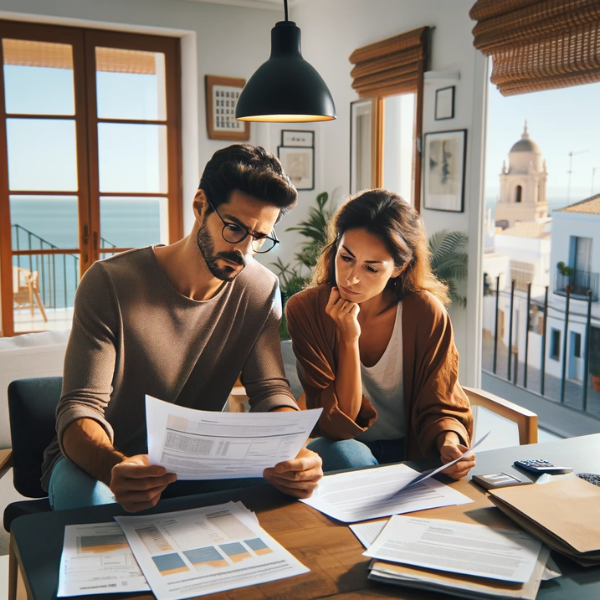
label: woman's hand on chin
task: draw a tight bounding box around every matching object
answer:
[326,286,361,342]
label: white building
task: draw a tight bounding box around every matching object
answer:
[495,123,549,229]
[482,127,551,363]
[544,195,600,381]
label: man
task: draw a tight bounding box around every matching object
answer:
[41,144,323,512]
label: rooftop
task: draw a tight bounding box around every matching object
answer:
[555,193,600,215]
[497,220,551,239]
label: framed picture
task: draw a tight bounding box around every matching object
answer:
[278,146,314,191]
[435,86,455,121]
[281,130,314,147]
[205,75,249,141]
[423,129,467,212]
[349,98,374,194]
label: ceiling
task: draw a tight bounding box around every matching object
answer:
[182,0,299,11]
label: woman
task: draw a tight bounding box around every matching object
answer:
[286,189,474,479]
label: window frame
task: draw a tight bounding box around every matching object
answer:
[0,20,183,336]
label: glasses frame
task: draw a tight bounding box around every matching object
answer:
[206,198,280,254]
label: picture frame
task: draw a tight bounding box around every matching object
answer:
[435,86,455,121]
[281,130,314,148]
[205,75,249,141]
[278,146,314,191]
[349,98,374,194]
[423,129,467,213]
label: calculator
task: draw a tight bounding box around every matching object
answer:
[513,459,573,475]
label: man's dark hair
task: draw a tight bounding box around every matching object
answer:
[199,144,297,221]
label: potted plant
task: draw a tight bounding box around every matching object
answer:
[428,230,468,307]
[271,191,334,339]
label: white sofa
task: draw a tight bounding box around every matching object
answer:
[0,330,69,449]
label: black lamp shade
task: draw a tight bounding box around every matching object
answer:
[236,21,336,122]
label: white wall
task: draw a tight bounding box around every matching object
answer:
[279,0,488,386]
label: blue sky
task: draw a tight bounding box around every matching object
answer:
[485,79,600,207]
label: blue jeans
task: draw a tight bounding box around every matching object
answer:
[48,456,263,511]
[307,437,405,472]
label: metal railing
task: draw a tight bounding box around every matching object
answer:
[555,267,599,301]
[11,225,118,310]
[12,224,79,310]
[485,275,600,419]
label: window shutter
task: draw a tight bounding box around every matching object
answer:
[470,0,600,95]
[349,27,429,98]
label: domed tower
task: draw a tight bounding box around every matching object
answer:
[495,123,548,229]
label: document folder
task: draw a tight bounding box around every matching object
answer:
[489,477,600,567]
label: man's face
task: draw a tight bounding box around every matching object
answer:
[196,190,280,282]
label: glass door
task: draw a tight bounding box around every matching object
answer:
[0,23,90,334]
[85,32,181,261]
[0,22,182,336]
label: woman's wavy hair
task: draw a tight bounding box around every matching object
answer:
[311,189,450,306]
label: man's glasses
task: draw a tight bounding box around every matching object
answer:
[207,198,280,254]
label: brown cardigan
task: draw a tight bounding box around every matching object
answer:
[285,284,473,460]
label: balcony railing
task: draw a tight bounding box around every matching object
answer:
[555,267,598,301]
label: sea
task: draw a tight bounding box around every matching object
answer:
[10,196,161,309]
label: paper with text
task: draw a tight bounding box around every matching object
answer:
[365,515,543,583]
[146,395,321,479]
[58,522,150,597]
[115,501,308,600]
[301,463,473,522]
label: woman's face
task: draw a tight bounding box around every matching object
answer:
[335,228,402,304]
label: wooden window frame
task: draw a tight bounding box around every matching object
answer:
[0,20,183,337]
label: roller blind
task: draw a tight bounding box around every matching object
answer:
[2,39,157,74]
[470,0,600,95]
[349,27,429,98]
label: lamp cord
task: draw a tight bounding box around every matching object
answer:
[284,0,288,21]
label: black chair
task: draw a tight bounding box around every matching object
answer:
[2,376,63,532]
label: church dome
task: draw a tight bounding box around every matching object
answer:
[509,123,540,154]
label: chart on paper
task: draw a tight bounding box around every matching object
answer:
[116,501,308,600]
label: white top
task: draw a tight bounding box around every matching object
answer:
[357,302,405,442]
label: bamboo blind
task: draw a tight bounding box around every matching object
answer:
[2,39,157,74]
[470,0,600,95]
[349,27,429,98]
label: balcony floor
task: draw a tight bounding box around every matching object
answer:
[13,307,73,333]
[482,331,600,420]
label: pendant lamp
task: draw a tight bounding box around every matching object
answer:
[235,0,336,123]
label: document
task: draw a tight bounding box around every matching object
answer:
[350,518,561,582]
[146,395,322,479]
[301,463,473,522]
[350,520,387,548]
[58,522,150,597]
[115,501,309,600]
[364,516,543,583]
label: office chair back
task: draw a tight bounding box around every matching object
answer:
[8,376,63,498]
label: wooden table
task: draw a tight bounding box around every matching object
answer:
[9,434,600,600]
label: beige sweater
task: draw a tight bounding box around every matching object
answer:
[41,247,297,489]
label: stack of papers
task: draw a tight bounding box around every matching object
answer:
[359,516,556,600]
[59,502,308,599]
[489,477,600,567]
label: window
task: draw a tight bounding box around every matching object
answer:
[515,185,522,203]
[550,328,561,361]
[573,331,581,359]
[0,20,182,336]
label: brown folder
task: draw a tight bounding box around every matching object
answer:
[489,477,600,566]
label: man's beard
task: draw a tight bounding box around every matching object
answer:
[196,221,246,282]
